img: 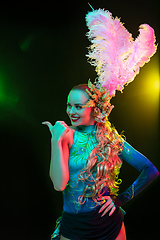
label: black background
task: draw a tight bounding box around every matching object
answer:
[0,1,159,239]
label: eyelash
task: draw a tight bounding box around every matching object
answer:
[67,104,82,110]
[76,106,82,110]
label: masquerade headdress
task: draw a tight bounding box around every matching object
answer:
[84,7,157,121]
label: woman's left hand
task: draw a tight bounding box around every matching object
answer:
[98,196,116,217]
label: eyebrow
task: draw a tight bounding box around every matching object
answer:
[67,102,84,105]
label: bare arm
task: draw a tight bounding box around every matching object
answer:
[42,121,73,191]
[50,133,70,191]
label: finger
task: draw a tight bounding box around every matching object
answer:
[56,121,67,126]
[109,206,116,216]
[65,128,70,134]
[97,196,110,201]
[61,123,70,134]
[55,121,69,131]
[42,121,52,126]
[97,196,110,205]
[101,202,115,217]
[59,121,69,130]
[101,202,114,216]
[42,121,54,134]
[99,199,112,211]
[98,199,112,213]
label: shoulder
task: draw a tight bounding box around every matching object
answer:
[69,126,76,131]
[62,126,75,149]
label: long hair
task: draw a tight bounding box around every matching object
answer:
[71,84,123,203]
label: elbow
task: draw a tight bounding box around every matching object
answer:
[153,164,159,177]
[53,182,67,191]
[151,165,159,180]
[155,168,159,178]
[50,174,68,191]
[54,185,66,191]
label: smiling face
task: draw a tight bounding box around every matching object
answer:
[66,89,95,126]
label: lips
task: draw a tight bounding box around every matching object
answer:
[71,117,80,122]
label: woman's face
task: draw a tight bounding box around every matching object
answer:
[66,89,95,126]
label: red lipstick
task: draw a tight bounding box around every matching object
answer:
[71,117,80,122]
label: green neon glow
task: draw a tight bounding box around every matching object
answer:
[19,35,33,51]
[0,93,19,105]
[0,73,19,107]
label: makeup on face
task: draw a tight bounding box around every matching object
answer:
[66,90,95,126]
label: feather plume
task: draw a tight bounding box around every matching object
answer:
[86,9,157,96]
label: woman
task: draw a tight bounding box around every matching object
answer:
[43,7,158,240]
[43,83,159,240]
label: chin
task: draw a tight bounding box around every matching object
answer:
[71,119,86,126]
[71,121,81,126]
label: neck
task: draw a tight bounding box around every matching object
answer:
[76,123,96,133]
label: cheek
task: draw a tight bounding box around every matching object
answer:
[83,108,92,118]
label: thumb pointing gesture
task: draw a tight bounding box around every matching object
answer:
[42,121,70,142]
[42,121,54,137]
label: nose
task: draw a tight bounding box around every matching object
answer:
[69,106,76,115]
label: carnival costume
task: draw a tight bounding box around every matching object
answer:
[51,7,158,240]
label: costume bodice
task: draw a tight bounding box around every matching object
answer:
[62,124,110,213]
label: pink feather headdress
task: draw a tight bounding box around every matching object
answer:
[86,8,157,97]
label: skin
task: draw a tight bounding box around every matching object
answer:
[66,89,95,127]
[43,89,126,240]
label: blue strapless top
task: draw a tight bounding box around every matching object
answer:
[62,124,159,214]
[63,124,109,213]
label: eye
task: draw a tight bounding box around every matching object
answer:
[76,106,82,110]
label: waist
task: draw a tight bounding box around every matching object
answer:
[63,187,110,214]
[63,196,100,213]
